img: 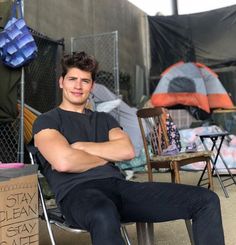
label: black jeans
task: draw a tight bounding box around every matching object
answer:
[60,178,225,245]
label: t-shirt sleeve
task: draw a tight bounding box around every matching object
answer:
[33,113,59,136]
[104,112,121,130]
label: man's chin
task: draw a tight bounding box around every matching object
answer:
[71,100,87,106]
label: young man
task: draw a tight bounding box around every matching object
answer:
[33,52,225,245]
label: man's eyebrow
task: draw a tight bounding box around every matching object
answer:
[68,76,77,80]
[67,76,92,81]
[81,78,92,81]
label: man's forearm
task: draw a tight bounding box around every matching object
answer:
[71,138,134,162]
[58,147,108,173]
[35,129,108,173]
[36,139,107,173]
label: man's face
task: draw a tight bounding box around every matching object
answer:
[59,67,94,107]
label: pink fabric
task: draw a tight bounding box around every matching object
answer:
[0,163,24,169]
[180,125,236,172]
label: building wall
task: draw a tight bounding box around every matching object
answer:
[24,0,149,104]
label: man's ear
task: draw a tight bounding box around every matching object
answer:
[59,76,63,89]
[91,81,95,91]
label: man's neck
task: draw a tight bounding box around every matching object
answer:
[59,103,86,113]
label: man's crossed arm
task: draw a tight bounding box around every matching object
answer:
[34,127,135,173]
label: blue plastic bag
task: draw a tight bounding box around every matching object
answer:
[0,0,37,68]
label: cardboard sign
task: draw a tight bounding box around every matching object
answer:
[0,173,38,245]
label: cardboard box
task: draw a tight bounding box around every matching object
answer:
[0,165,38,245]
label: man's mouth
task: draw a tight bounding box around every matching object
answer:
[71,91,83,96]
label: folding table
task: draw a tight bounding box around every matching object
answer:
[197,132,236,198]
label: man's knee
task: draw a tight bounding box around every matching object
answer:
[202,189,221,209]
[86,200,120,230]
[193,188,221,219]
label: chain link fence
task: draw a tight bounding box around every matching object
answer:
[0,31,63,163]
[71,31,119,96]
[25,31,63,113]
[0,120,19,163]
[1,31,118,162]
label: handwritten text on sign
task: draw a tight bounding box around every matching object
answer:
[0,174,38,245]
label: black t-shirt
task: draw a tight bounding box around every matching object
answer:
[33,108,124,203]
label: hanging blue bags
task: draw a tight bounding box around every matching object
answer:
[0,0,37,68]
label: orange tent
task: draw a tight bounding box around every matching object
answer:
[151,62,234,113]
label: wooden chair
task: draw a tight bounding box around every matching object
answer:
[137,107,214,245]
[137,107,213,188]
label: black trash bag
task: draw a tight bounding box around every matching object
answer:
[187,106,211,121]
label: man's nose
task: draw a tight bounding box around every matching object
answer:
[74,80,82,88]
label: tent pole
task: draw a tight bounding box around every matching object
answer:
[19,0,25,163]
[171,0,178,15]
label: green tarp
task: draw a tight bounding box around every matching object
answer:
[0,0,21,122]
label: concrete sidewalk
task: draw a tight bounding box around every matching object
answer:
[38,171,236,244]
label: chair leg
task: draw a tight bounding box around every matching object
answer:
[170,169,175,183]
[172,162,194,245]
[136,222,154,245]
[38,181,56,245]
[121,226,132,245]
[206,159,214,191]
[147,164,153,182]
[172,161,180,184]
[185,220,195,245]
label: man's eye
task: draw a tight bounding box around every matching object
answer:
[68,78,76,81]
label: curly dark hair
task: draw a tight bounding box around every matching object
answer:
[61,51,99,81]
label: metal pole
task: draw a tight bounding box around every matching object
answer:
[114,30,119,96]
[70,37,75,54]
[171,0,179,15]
[114,30,121,122]
[143,14,150,96]
[19,0,25,162]
[19,68,25,163]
